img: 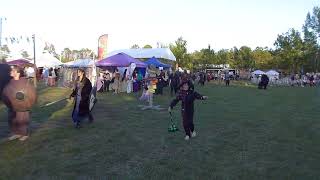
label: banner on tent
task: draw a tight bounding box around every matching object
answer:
[98,34,108,60]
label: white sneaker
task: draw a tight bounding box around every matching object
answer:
[8,135,22,141]
[19,136,29,141]
[191,131,197,138]
[184,135,190,141]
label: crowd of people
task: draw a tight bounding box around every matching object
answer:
[5,63,320,141]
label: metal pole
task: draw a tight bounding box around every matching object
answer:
[0,18,2,47]
[32,34,37,87]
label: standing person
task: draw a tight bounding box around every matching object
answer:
[112,71,121,94]
[70,69,94,128]
[198,72,205,86]
[104,73,111,92]
[168,80,208,141]
[2,65,37,141]
[259,74,269,89]
[170,72,180,96]
[97,73,104,92]
[156,71,165,95]
[225,71,230,86]
[121,69,128,93]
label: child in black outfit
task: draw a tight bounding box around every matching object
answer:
[168,80,208,141]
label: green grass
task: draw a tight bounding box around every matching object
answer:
[0,82,320,179]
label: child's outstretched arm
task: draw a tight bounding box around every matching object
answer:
[168,96,181,111]
[194,91,208,100]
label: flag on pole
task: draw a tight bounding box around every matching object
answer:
[98,34,108,60]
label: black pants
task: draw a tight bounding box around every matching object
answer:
[182,111,194,137]
[170,85,178,95]
[226,80,230,86]
[104,80,110,92]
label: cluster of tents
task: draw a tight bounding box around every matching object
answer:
[5,52,63,68]
[62,53,172,70]
[251,70,280,79]
[4,52,173,70]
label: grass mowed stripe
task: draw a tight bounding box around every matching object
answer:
[0,83,319,179]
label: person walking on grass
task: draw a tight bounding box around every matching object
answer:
[225,71,230,86]
[168,80,208,141]
[70,69,94,128]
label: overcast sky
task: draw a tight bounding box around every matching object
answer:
[1,0,319,57]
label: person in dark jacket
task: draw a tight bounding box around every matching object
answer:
[169,72,180,96]
[198,72,205,86]
[168,80,208,141]
[70,69,94,128]
[258,74,269,89]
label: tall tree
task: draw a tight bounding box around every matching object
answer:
[252,47,274,70]
[21,50,30,59]
[61,48,72,62]
[0,45,10,61]
[131,44,140,49]
[238,46,254,70]
[216,49,232,65]
[274,28,304,73]
[303,6,320,72]
[169,37,188,67]
[143,45,152,48]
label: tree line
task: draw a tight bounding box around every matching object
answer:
[169,6,320,73]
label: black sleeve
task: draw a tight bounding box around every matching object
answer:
[81,78,92,100]
[170,95,181,109]
[70,88,76,97]
[193,91,204,100]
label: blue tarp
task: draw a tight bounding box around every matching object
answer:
[144,57,171,68]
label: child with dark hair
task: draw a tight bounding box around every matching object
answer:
[168,80,208,141]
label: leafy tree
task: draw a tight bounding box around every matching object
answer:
[44,43,58,59]
[0,45,10,60]
[252,47,274,70]
[216,49,232,65]
[238,46,254,70]
[21,50,30,59]
[303,6,320,72]
[274,28,304,73]
[61,48,72,62]
[199,45,216,66]
[169,37,188,67]
[131,44,140,49]
[143,45,152,48]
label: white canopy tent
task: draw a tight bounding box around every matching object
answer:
[266,70,279,79]
[106,48,176,61]
[36,52,62,68]
[64,59,94,68]
[266,70,279,76]
[252,70,266,75]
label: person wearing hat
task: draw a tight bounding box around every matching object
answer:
[168,80,208,141]
[70,68,94,128]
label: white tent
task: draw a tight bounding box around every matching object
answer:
[266,70,279,76]
[252,70,266,75]
[266,70,279,79]
[36,53,62,68]
[64,59,94,68]
[106,48,176,61]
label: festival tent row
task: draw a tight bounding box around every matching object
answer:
[63,59,95,68]
[35,53,62,68]
[5,53,62,68]
[96,53,147,68]
[106,48,176,61]
[6,59,34,67]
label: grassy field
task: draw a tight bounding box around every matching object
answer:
[0,82,320,179]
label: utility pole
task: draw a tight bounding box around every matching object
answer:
[32,34,37,87]
[0,17,4,47]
